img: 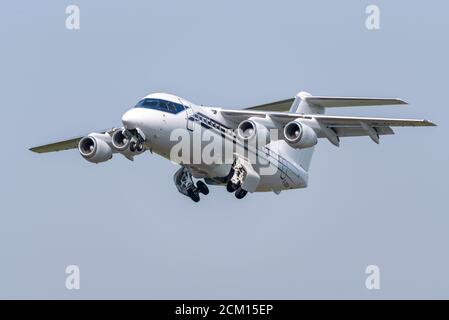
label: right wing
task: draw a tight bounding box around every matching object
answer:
[29,137,83,153]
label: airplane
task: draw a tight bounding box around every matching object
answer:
[30,91,436,202]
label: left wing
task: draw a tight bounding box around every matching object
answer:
[244,96,407,112]
[220,109,436,145]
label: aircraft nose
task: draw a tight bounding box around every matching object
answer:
[121,109,139,129]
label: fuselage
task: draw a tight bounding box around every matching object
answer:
[121,93,309,193]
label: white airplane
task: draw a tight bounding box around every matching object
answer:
[30,91,435,202]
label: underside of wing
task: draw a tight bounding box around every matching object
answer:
[29,128,114,153]
[29,137,83,153]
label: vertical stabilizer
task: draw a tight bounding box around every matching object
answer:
[287,91,321,172]
[289,91,325,115]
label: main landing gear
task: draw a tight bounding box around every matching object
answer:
[174,159,251,202]
[174,167,209,203]
[226,159,248,199]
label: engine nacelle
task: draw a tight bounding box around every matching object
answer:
[78,133,113,163]
[111,129,145,154]
[283,120,317,149]
[237,120,271,145]
[111,130,130,152]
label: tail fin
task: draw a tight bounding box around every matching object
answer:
[280,91,407,172]
[289,91,407,115]
[287,92,318,172]
[289,91,325,115]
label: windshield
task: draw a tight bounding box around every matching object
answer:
[135,98,185,114]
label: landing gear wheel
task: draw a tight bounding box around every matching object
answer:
[235,188,248,199]
[196,181,209,195]
[187,188,200,202]
[130,141,137,152]
[136,142,144,152]
[226,180,239,193]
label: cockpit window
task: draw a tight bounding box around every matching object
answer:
[159,100,168,111]
[167,102,178,113]
[135,98,185,114]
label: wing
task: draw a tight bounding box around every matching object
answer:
[297,115,434,144]
[304,97,407,108]
[29,137,83,153]
[29,128,115,153]
[244,96,407,112]
[220,109,436,145]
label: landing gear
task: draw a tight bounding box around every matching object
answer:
[187,188,200,202]
[235,188,248,199]
[196,181,209,195]
[226,158,249,199]
[173,167,210,202]
[130,140,144,153]
[226,180,239,193]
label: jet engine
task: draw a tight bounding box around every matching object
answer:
[237,120,271,145]
[283,120,318,149]
[112,129,144,153]
[78,133,113,163]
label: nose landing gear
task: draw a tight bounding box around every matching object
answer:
[129,140,144,153]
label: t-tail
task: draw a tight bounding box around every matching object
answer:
[283,91,408,172]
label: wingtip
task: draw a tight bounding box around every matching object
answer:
[29,146,44,153]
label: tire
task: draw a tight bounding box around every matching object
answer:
[196,181,209,195]
[187,188,200,202]
[136,142,144,152]
[130,141,137,152]
[235,188,248,199]
[226,180,239,193]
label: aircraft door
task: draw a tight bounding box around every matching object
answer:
[179,98,194,131]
